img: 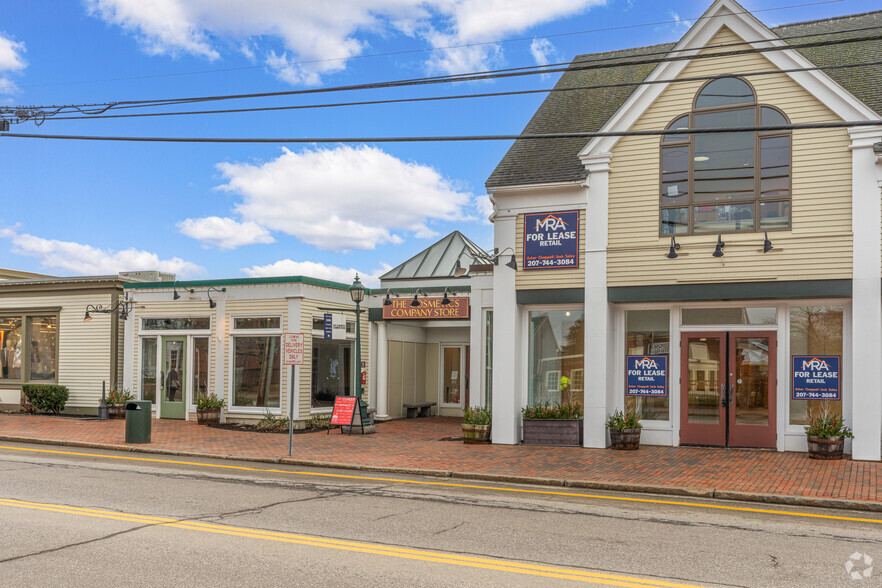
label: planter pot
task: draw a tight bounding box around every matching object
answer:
[462,423,491,444]
[522,419,583,447]
[197,408,221,425]
[609,428,642,450]
[807,435,845,460]
[108,404,126,419]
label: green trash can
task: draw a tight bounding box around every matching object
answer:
[125,401,152,444]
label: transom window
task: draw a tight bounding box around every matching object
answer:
[660,76,791,235]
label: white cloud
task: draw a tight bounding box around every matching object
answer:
[197,145,472,252]
[177,216,275,249]
[670,11,693,31]
[0,33,26,94]
[530,38,558,66]
[85,0,605,82]
[242,259,391,288]
[0,227,203,277]
[473,194,494,224]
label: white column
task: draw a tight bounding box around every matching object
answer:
[492,213,520,444]
[849,128,882,461]
[583,152,614,448]
[376,321,389,420]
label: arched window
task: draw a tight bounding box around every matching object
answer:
[660,76,791,235]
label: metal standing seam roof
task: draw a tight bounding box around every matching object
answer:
[485,10,882,189]
[380,231,491,281]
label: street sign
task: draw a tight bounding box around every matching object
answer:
[283,333,304,366]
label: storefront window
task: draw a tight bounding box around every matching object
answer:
[682,307,776,326]
[0,316,23,381]
[311,341,351,409]
[528,309,584,406]
[140,338,157,403]
[789,306,843,425]
[233,317,280,330]
[625,310,670,420]
[484,310,493,409]
[233,336,280,408]
[28,316,57,381]
[193,337,209,401]
[142,317,210,330]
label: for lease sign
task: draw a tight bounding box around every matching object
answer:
[792,355,840,400]
[626,355,668,397]
[523,210,580,271]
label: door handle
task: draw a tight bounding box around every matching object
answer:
[721,383,729,407]
[160,371,165,389]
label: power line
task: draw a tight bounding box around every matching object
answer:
[16,0,851,89]
[39,60,882,123]
[2,120,880,144]
[9,29,881,120]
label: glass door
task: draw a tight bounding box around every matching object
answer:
[160,337,186,419]
[442,346,463,407]
[728,333,776,448]
[680,333,725,446]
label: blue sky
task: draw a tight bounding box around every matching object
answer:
[0,0,875,285]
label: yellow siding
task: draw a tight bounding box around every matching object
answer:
[515,211,586,290]
[607,26,852,286]
[0,293,114,408]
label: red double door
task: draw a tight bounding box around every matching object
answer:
[680,331,777,448]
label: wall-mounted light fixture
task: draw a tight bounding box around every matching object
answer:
[84,294,139,322]
[410,289,425,307]
[667,236,680,259]
[172,280,194,301]
[172,284,226,308]
[206,287,224,309]
[712,234,725,258]
[383,289,393,306]
[441,287,455,306]
[453,260,468,278]
[763,232,773,253]
[491,247,518,270]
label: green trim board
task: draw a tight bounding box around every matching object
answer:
[125,275,362,293]
[516,288,585,305]
[608,280,852,303]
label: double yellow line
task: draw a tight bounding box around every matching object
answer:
[0,497,700,587]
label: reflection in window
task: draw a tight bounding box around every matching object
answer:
[789,306,842,425]
[528,310,584,407]
[311,341,351,408]
[625,310,670,421]
[660,77,791,235]
[233,317,281,330]
[0,316,23,381]
[193,337,209,401]
[141,338,157,403]
[142,317,210,330]
[28,316,57,381]
[233,336,280,408]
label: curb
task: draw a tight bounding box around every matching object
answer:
[1,434,879,513]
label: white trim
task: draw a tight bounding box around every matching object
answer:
[227,331,284,415]
[488,180,584,194]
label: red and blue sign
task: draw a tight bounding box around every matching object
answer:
[523,210,580,271]
[626,355,668,397]
[792,355,840,400]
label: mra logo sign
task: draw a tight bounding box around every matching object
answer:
[801,358,831,371]
[535,214,569,232]
[634,357,659,370]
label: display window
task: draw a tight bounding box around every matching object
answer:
[528,309,584,406]
[0,313,57,383]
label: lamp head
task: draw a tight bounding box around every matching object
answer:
[505,254,517,270]
[453,259,468,278]
[349,274,365,304]
[83,311,92,322]
[667,236,680,259]
[763,232,773,253]
[173,289,181,301]
[383,290,393,306]
[441,288,451,305]
[713,234,725,258]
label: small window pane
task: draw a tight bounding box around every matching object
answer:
[663,115,689,142]
[695,77,755,108]
[233,336,280,408]
[142,317,210,330]
[693,203,754,233]
[761,106,787,127]
[234,317,281,330]
[28,316,57,381]
[661,208,688,235]
[193,337,210,401]
[140,338,157,403]
[760,201,791,230]
[0,316,23,381]
[682,307,776,326]
[345,321,356,334]
[312,317,325,331]
[661,146,689,203]
[761,136,790,198]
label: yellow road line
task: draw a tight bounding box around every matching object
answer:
[0,497,701,587]
[1,444,880,525]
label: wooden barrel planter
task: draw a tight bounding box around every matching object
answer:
[108,404,126,419]
[807,435,845,460]
[197,408,221,425]
[462,424,491,444]
[523,419,583,447]
[609,428,641,450]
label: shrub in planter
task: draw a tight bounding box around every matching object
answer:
[106,387,134,419]
[462,406,491,444]
[22,384,69,415]
[606,410,642,450]
[805,413,852,460]
[195,393,225,425]
[521,402,584,446]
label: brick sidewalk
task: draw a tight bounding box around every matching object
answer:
[1,414,879,508]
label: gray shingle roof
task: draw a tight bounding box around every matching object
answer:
[485,11,882,189]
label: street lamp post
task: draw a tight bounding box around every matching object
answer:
[349,275,367,420]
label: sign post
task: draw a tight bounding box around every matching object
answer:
[283,333,305,455]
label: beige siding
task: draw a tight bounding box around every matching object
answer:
[0,293,114,408]
[384,341,437,418]
[607,26,852,286]
[515,211,586,290]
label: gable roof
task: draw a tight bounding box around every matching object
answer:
[380,231,491,281]
[485,10,882,189]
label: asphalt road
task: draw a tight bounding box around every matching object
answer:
[0,442,879,587]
